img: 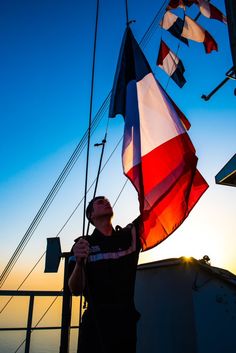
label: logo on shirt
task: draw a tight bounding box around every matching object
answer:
[90,245,101,254]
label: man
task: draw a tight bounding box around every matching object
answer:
[68,196,141,353]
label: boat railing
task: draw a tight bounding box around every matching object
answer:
[0,289,77,353]
[0,252,77,353]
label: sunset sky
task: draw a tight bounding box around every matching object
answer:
[0,0,235,300]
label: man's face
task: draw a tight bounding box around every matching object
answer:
[90,198,113,222]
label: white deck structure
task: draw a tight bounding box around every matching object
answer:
[135,257,236,353]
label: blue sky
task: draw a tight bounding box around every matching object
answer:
[0,0,235,291]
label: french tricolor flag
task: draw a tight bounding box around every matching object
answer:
[157,39,186,88]
[109,27,208,250]
[161,11,218,54]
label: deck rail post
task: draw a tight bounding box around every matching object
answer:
[25,295,34,353]
[59,253,72,353]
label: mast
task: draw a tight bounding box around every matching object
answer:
[225,0,236,68]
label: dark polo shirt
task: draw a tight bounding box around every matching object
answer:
[69,220,141,353]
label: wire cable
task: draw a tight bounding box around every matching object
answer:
[82,0,100,237]
[86,133,107,236]
[139,0,169,49]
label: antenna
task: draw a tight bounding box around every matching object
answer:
[44,237,72,353]
[201,66,236,101]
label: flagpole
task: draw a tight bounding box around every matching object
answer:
[79,0,100,350]
[125,0,129,24]
[82,0,100,238]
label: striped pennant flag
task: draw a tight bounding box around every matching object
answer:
[161,11,218,53]
[167,0,227,24]
[197,0,227,24]
[157,39,186,88]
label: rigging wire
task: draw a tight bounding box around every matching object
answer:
[0,0,168,289]
[86,134,107,236]
[86,115,110,236]
[139,0,169,49]
[79,1,100,345]
[112,179,129,208]
[82,0,100,237]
